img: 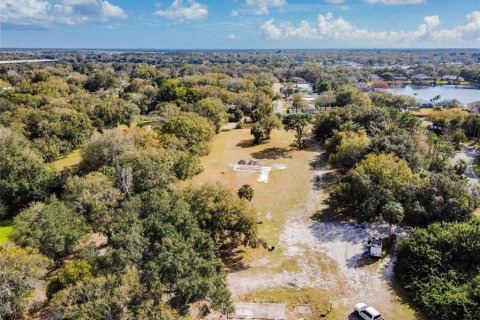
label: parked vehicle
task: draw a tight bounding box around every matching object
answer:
[354,303,384,320]
[367,236,382,258]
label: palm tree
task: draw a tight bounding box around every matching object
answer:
[382,201,405,235]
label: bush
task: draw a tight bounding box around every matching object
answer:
[396,219,480,319]
[47,260,93,299]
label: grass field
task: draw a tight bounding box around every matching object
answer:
[192,127,315,249]
[411,108,434,117]
[47,144,86,172]
[0,219,13,246]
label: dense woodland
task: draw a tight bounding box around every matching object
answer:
[1,50,480,319]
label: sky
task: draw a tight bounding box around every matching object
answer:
[0,0,479,49]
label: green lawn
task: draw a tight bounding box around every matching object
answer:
[47,144,86,172]
[0,219,13,245]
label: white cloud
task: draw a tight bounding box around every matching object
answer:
[324,0,345,4]
[255,5,269,15]
[340,5,350,10]
[228,33,236,40]
[260,11,480,47]
[230,9,239,17]
[154,0,208,21]
[0,0,126,28]
[366,0,424,4]
[246,0,285,15]
[260,18,282,39]
[246,0,286,6]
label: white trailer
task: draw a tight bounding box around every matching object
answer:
[367,237,382,258]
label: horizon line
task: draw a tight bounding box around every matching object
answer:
[1,47,480,51]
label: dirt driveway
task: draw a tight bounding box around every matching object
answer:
[228,151,420,319]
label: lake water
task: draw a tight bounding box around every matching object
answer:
[387,85,480,104]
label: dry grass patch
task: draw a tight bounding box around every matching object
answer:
[192,128,315,247]
[241,287,340,319]
[47,144,85,172]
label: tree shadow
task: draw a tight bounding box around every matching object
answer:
[251,147,292,160]
[218,244,248,272]
[236,139,260,148]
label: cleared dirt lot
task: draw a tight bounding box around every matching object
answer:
[193,127,421,319]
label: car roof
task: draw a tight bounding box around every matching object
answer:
[365,306,381,316]
[355,303,367,310]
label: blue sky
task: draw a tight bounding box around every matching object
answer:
[1,0,479,48]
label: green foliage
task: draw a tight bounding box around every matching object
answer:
[396,219,480,319]
[11,197,89,261]
[0,108,94,161]
[186,98,228,133]
[453,130,467,149]
[185,184,259,249]
[70,95,139,130]
[63,172,121,236]
[381,201,405,233]
[251,123,266,144]
[328,153,420,220]
[325,129,371,169]
[140,188,234,312]
[334,85,371,107]
[0,245,50,320]
[282,113,312,149]
[329,152,475,225]
[84,71,116,92]
[234,108,244,122]
[238,184,255,201]
[0,127,51,214]
[313,105,390,142]
[161,112,215,156]
[47,260,93,299]
[51,266,178,319]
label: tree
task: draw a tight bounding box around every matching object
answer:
[11,197,89,261]
[47,260,93,299]
[334,86,371,107]
[454,159,468,176]
[83,71,116,92]
[381,201,405,234]
[0,108,94,161]
[63,173,121,237]
[184,184,258,249]
[396,219,480,319]
[452,130,467,149]
[251,123,266,144]
[325,129,371,169]
[140,189,234,312]
[314,91,336,111]
[0,126,51,214]
[50,266,178,320]
[186,98,228,133]
[238,184,254,201]
[161,112,215,156]
[71,95,139,130]
[328,153,421,221]
[282,113,312,149]
[0,245,50,320]
[234,108,244,122]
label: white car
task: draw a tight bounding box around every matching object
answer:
[354,303,384,320]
